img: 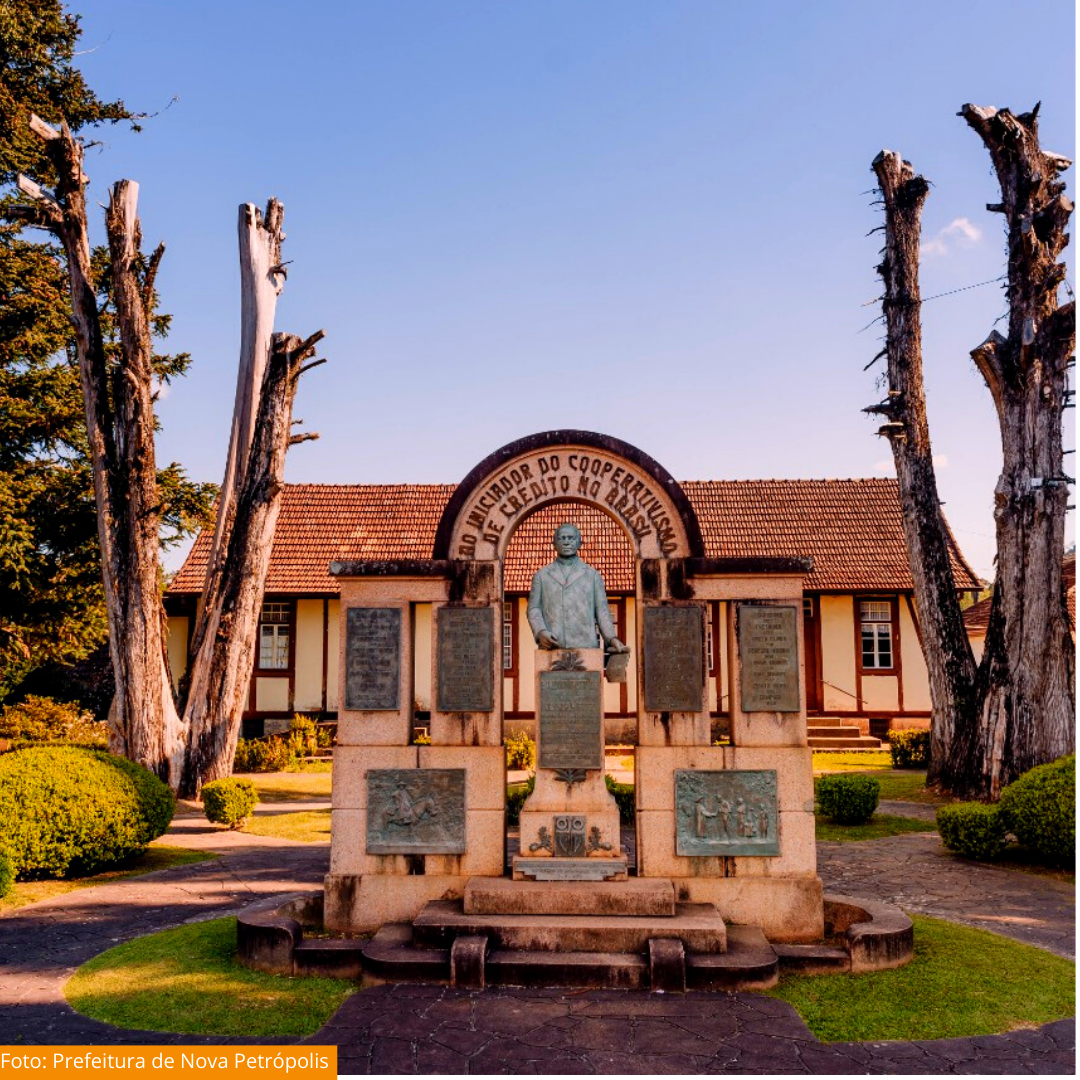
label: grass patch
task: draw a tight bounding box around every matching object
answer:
[815,813,935,843]
[244,809,331,842]
[246,770,332,803]
[769,914,1075,1042]
[813,750,893,771]
[65,916,354,1037]
[0,847,216,915]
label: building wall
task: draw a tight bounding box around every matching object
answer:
[294,599,325,712]
[415,603,433,712]
[819,595,859,713]
[167,616,189,691]
[899,598,932,712]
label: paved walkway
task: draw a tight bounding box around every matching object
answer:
[0,806,1073,1074]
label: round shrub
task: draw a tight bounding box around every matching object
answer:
[815,773,880,824]
[0,850,14,898]
[0,746,175,879]
[202,777,258,828]
[888,728,930,769]
[999,755,1075,867]
[937,802,1008,861]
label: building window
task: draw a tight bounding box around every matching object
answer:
[803,597,814,619]
[259,601,291,669]
[502,601,514,672]
[860,599,893,669]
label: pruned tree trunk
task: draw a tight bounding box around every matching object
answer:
[179,329,323,796]
[10,117,324,794]
[944,105,1076,798]
[869,151,979,787]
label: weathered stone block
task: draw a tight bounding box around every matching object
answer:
[332,746,418,809]
[450,934,488,989]
[425,809,506,877]
[649,937,686,992]
[335,712,413,747]
[419,745,506,810]
[323,872,468,934]
[635,746,728,811]
[672,875,824,943]
[727,745,814,812]
[728,810,816,876]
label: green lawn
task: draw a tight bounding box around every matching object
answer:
[813,755,952,806]
[245,769,332,803]
[770,914,1075,1042]
[813,750,894,771]
[815,813,935,842]
[0,846,216,915]
[65,916,354,1036]
[244,809,331,842]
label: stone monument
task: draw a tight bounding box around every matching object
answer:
[514,524,630,881]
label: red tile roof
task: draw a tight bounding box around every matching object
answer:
[169,479,981,596]
[964,553,1076,635]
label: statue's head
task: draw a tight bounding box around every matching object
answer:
[552,523,582,559]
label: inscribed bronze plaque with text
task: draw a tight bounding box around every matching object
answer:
[437,606,494,712]
[738,605,799,712]
[366,769,466,854]
[345,607,401,711]
[643,605,703,712]
[538,671,603,770]
[675,770,779,857]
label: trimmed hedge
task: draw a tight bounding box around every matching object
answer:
[815,773,880,824]
[605,774,636,825]
[0,850,14,898]
[889,728,931,769]
[202,778,259,828]
[0,746,175,879]
[999,755,1075,867]
[937,802,1008,861]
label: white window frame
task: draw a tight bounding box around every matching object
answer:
[859,599,894,670]
[258,601,291,670]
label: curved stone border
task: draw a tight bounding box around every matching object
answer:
[237,889,914,984]
[824,892,914,972]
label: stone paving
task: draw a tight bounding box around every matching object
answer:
[0,803,1073,1074]
[819,832,1075,958]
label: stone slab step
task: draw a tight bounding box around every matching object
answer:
[807,725,863,737]
[808,736,882,749]
[293,938,366,979]
[465,877,675,917]
[487,948,648,990]
[686,925,778,990]
[773,943,850,974]
[412,899,727,954]
[361,923,449,982]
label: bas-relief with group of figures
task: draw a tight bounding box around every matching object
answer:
[326,433,820,942]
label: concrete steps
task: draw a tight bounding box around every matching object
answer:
[412,898,727,954]
[807,719,882,750]
[465,876,675,917]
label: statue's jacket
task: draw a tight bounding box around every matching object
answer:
[527,559,619,649]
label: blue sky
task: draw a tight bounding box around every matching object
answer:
[72,1,1075,577]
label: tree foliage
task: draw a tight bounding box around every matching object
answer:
[0,2,214,696]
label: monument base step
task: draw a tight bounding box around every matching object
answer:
[487,948,649,990]
[807,734,883,749]
[465,876,675,917]
[361,924,449,982]
[512,856,628,882]
[412,898,727,954]
[686,925,779,990]
[773,942,851,974]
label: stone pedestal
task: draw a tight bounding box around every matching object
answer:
[515,648,623,877]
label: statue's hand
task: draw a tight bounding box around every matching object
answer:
[607,637,630,654]
[537,630,560,650]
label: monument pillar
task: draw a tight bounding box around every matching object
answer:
[514,648,625,880]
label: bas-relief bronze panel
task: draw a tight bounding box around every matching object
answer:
[366,768,466,854]
[675,769,780,857]
[538,671,603,771]
[643,605,704,712]
[737,604,800,712]
[345,607,401,711]
[436,606,494,712]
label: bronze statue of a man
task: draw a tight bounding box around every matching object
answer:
[527,523,630,652]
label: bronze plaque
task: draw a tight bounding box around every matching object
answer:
[538,671,603,770]
[345,607,401,711]
[643,605,704,712]
[366,769,466,854]
[436,606,494,712]
[738,604,799,712]
[675,770,780,856]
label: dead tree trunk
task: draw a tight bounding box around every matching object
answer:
[10,117,324,793]
[944,105,1076,798]
[12,124,183,778]
[179,330,323,796]
[869,151,979,786]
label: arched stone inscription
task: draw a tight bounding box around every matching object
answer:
[435,431,703,563]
